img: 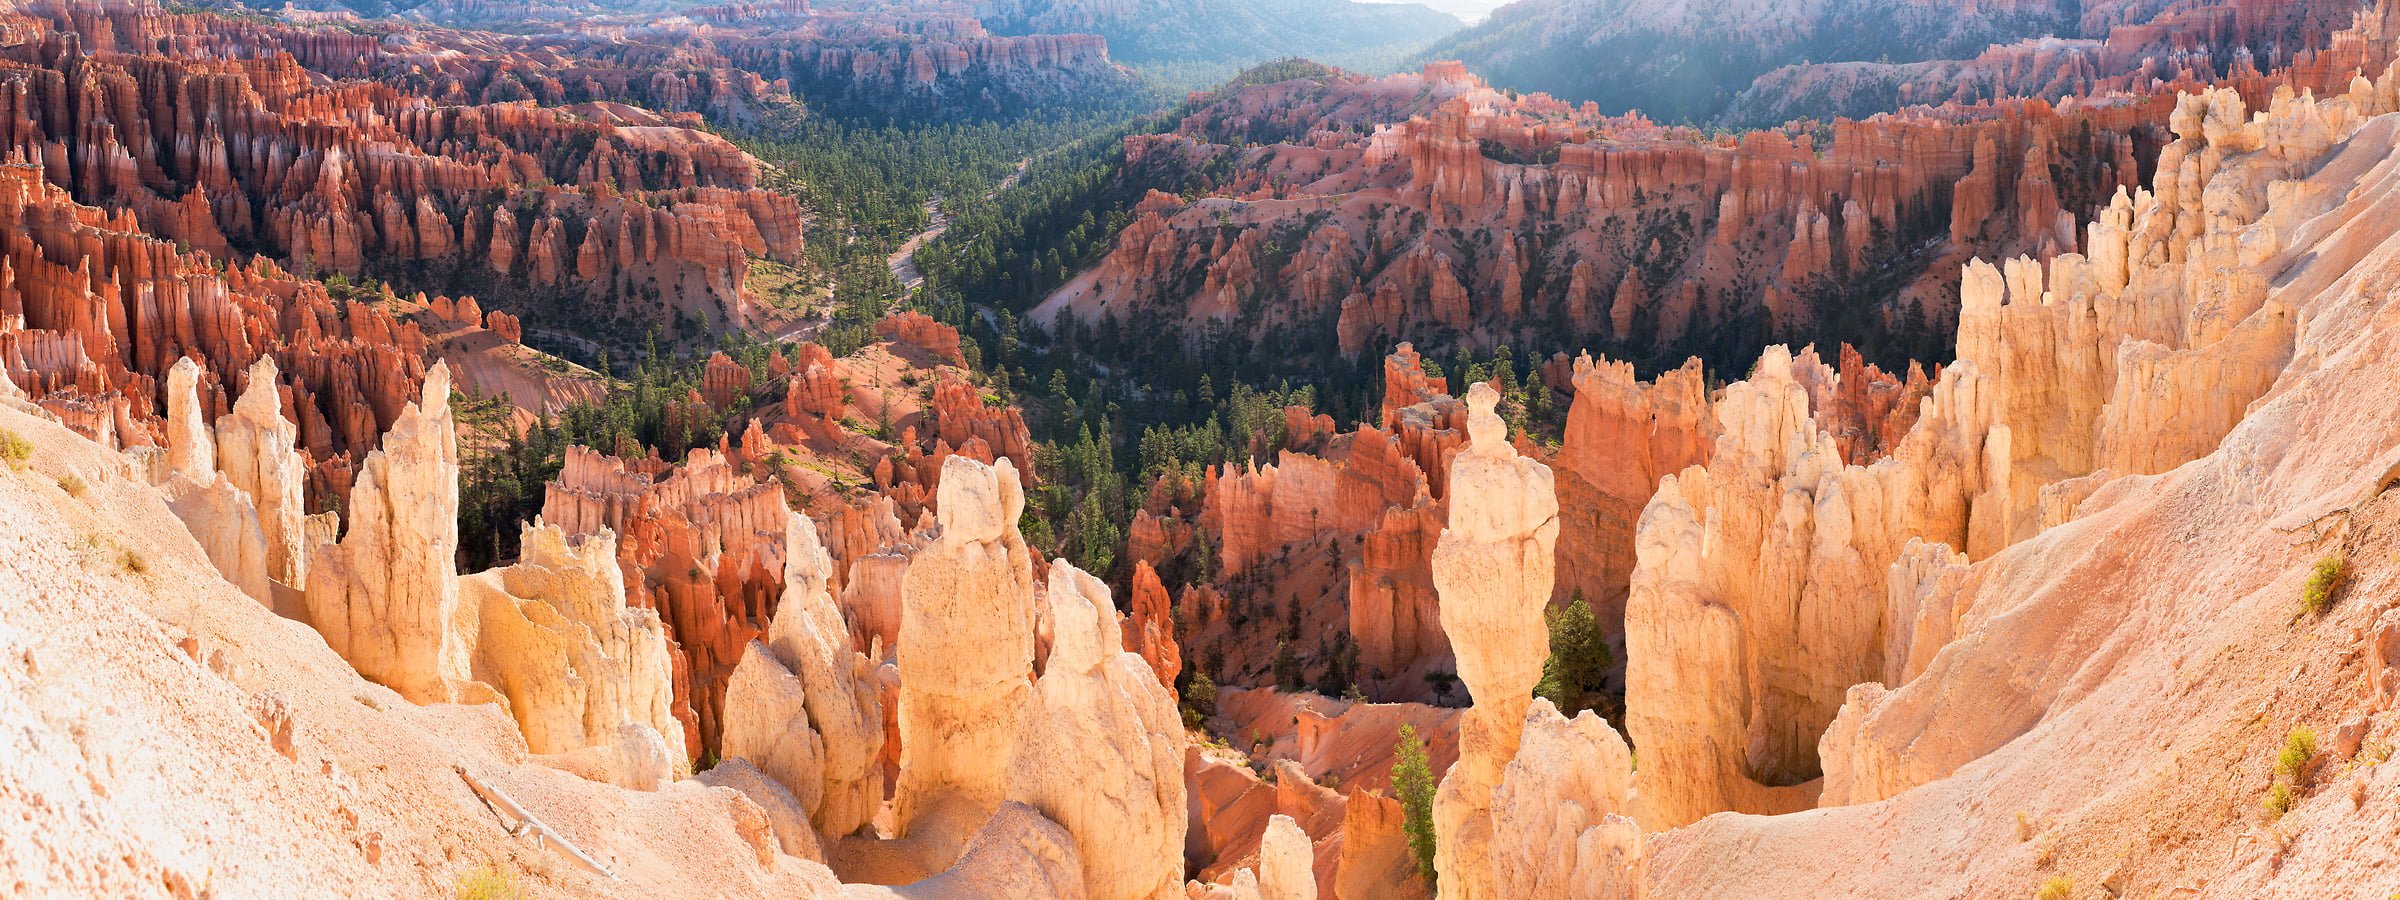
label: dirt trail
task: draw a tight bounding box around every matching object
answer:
[885,157,1031,290]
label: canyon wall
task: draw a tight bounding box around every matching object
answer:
[1039,61,2162,379]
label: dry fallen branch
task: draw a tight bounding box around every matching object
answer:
[455,765,620,882]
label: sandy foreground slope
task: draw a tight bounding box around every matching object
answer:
[0,402,845,899]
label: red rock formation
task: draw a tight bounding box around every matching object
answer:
[876,310,965,365]
[929,375,1034,479]
[1547,354,1711,626]
[1122,560,1181,690]
[1728,0,2375,124]
[1038,60,2173,367]
[703,351,754,410]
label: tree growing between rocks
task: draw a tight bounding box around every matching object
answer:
[1394,723,1438,888]
[1535,591,1613,715]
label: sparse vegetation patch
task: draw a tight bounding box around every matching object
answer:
[2299,555,2345,615]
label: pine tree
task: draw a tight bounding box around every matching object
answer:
[1535,590,1613,714]
[1394,724,1438,888]
[1272,640,1302,691]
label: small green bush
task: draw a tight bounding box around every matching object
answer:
[2277,727,2319,778]
[455,864,527,900]
[2300,556,2345,615]
[119,549,146,574]
[1183,671,1218,722]
[55,473,86,496]
[0,428,29,469]
[2036,876,2072,900]
[2262,781,2295,819]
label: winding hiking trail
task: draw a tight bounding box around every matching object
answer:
[770,157,1029,344]
[886,157,1031,290]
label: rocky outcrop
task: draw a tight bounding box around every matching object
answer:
[894,456,1036,840]
[1039,62,2161,371]
[162,471,272,604]
[1641,53,2400,895]
[704,352,755,410]
[542,445,794,757]
[1122,560,1181,690]
[302,362,466,705]
[720,511,886,842]
[1007,561,1188,900]
[1722,0,2372,124]
[878,311,966,366]
[930,378,1035,484]
[461,522,684,787]
[1255,814,1314,900]
[164,358,216,482]
[1428,383,1559,900]
[1548,354,1709,626]
[1488,699,1640,900]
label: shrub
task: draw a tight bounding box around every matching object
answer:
[55,473,86,496]
[455,864,527,900]
[1183,671,1218,722]
[0,428,28,469]
[2299,556,2345,615]
[1423,670,1459,705]
[118,549,146,574]
[2036,876,2072,900]
[2277,727,2319,778]
[1393,724,1438,888]
[2262,781,2295,819]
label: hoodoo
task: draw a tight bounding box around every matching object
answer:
[1429,382,1560,900]
[15,0,2400,896]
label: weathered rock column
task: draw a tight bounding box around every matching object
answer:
[1006,560,1189,900]
[720,510,886,841]
[1490,699,1641,899]
[893,456,1036,837]
[1429,383,1558,900]
[463,521,684,788]
[163,356,214,481]
[303,362,465,705]
[214,355,310,592]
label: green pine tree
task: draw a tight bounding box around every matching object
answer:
[1394,724,1438,888]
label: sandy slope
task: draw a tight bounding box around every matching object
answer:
[0,404,843,899]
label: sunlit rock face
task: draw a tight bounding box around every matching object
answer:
[1429,383,1559,900]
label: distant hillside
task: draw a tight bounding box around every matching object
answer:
[978,0,1463,66]
[1415,0,2077,122]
